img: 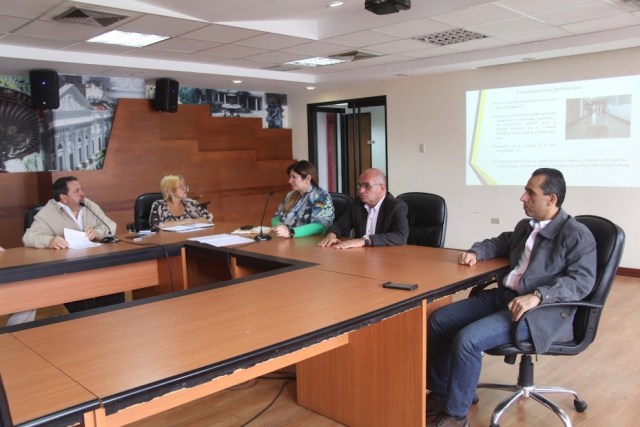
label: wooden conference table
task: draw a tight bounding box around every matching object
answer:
[0,224,507,427]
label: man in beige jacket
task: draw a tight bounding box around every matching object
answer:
[8,176,120,326]
[23,176,116,248]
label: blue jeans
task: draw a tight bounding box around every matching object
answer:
[427,287,531,418]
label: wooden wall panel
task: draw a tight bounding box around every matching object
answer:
[0,99,294,248]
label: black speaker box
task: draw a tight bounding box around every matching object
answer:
[365,0,411,15]
[29,70,60,109]
[154,78,179,112]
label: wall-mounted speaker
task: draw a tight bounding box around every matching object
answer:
[29,69,60,109]
[154,78,179,113]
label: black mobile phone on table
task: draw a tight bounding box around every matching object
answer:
[382,281,418,291]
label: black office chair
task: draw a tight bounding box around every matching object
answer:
[329,192,353,221]
[473,215,625,427]
[23,205,43,231]
[0,374,13,427]
[133,192,163,231]
[397,192,447,248]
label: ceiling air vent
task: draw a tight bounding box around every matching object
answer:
[413,28,488,46]
[53,7,129,27]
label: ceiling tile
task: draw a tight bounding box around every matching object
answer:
[431,2,521,28]
[365,39,428,55]
[467,16,551,36]
[236,33,311,50]
[121,48,188,59]
[151,37,221,53]
[534,2,626,26]
[373,18,454,38]
[15,19,105,40]
[0,0,61,19]
[0,33,76,49]
[444,36,511,52]
[282,41,351,57]
[498,27,573,43]
[322,31,399,49]
[561,13,640,34]
[497,0,600,15]
[199,44,270,59]
[0,14,30,32]
[246,50,307,64]
[116,14,209,37]
[182,23,263,43]
[401,45,457,59]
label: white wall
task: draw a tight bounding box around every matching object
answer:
[289,47,640,269]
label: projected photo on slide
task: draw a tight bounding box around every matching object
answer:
[566,95,631,140]
[466,75,638,187]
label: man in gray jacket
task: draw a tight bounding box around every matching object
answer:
[9,176,120,325]
[426,168,596,427]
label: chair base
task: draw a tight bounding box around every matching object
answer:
[476,355,587,427]
[477,382,587,427]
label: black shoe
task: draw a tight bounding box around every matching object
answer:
[427,412,469,427]
[426,393,445,417]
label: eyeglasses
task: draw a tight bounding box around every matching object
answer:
[357,182,382,190]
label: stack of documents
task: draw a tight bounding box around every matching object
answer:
[161,223,215,233]
[188,234,254,247]
[231,226,271,235]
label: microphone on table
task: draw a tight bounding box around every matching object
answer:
[79,200,119,243]
[255,191,274,242]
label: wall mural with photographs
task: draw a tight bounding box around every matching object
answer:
[0,73,288,173]
[178,87,287,129]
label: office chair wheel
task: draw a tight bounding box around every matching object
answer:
[574,398,588,412]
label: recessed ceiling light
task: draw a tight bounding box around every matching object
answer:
[306,86,316,90]
[327,1,346,8]
[233,80,242,84]
[88,30,169,47]
[287,57,348,68]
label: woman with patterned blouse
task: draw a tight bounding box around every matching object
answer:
[271,160,334,238]
[149,174,213,229]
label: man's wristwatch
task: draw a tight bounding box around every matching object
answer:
[362,235,371,247]
[288,227,295,238]
[532,289,542,301]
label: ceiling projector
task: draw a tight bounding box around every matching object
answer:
[365,0,411,15]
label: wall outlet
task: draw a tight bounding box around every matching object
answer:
[491,217,501,224]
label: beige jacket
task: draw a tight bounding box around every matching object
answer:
[22,198,117,248]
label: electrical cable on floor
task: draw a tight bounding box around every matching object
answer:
[240,379,290,427]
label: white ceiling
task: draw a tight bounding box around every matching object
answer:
[1,0,640,93]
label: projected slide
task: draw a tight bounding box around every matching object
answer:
[466,75,638,186]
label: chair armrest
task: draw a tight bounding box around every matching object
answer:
[512,300,603,350]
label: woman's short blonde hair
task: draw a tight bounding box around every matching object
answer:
[160,174,183,203]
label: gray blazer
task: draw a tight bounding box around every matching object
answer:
[470,209,597,353]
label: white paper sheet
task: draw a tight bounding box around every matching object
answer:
[161,223,215,233]
[187,234,254,247]
[64,228,102,249]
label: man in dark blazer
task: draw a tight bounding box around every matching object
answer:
[317,168,408,249]
[426,168,597,427]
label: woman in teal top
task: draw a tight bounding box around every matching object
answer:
[272,160,334,238]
